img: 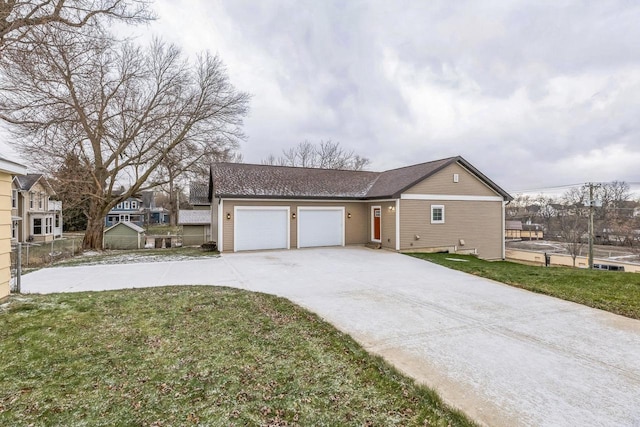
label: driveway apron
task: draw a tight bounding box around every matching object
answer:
[21,247,640,427]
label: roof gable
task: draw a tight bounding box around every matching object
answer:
[366,157,457,198]
[14,173,55,195]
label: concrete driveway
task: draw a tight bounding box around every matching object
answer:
[21,247,640,427]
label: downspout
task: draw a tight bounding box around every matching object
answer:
[395,198,400,251]
[502,200,509,260]
[217,198,223,251]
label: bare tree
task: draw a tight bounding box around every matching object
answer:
[151,145,243,226]
[0,0,153,51]
[557,211,587,267]
[263,140,370,171]
[533,194,557,236]
[0,26,249,249]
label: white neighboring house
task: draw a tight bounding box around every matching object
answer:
[12,174,62,243]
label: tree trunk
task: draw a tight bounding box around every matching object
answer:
[169,188,178,227]
[83,199,107,250]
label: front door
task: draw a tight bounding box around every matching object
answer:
[372,207,381,242]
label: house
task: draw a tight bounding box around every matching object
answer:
[105,194,145,228]
[1,155,27,300]
[505,220,523,240]
[189,182,211,210]
[105,190,171,228]
[208,156,512,259]
[521,223,544,240]
[12,173,62,243]
[103,221,145,250]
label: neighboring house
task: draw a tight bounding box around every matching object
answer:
[208,156,512,259]
[105,194,145,228]
[103,221,145,250]
[189,182,211,210]
[12,174,62,243]
[521,223,544,240]
[178,210,211,246]
[105,190,170,228]
[1,155,27,300]
[505,220,523,240]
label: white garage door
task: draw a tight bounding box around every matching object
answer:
[298,208,345,248]
[235,207,289,251]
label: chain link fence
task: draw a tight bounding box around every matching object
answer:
[10,237,84,292]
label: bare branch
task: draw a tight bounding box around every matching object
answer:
[0,26,249,248]
[263,140,370,171]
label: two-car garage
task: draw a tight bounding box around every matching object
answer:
[233,206,345,252]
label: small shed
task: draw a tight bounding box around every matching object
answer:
[178,209,211,246]
[103,221,145,250]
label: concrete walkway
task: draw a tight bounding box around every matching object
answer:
[21,247,640,427]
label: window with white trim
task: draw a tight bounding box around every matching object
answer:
[12,221,17,239]
[45,217,52,234]
[29,192,34,209]
[38,192,43,209]
[11,189,17,209]
[33,218,42,235]
[431,205,445,224]
[131,201,137,209]
[124,201,130,209]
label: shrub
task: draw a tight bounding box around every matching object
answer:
[200,241,217,252]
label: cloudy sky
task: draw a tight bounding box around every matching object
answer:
[4,0,640,195]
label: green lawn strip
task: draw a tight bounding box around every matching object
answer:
[51,247,219,268]
[0,287,474,426]
[409,253,640,319]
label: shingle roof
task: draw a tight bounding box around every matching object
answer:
[211,163,379,199]
[178,209,211,225]
[505,221,523,230]
[210,156,512,201]
[104,221,145,234]
[14,173,48,192]
[189,182,210,206]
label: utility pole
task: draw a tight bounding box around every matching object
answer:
[586,182,601,270]
[588,183,594,270]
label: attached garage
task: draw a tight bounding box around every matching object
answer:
[234,206,290,252]
[297,207,345,248]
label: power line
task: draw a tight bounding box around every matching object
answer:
[509,180,640,194]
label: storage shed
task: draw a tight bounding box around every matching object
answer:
[178,209,211,246]
[103,221,145,250]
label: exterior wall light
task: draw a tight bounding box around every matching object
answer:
[226,213,231,220]
[388,205,395,211]
[292,212,296,219]
[347,212,352,219]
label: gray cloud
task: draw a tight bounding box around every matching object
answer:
[5,0,638,195]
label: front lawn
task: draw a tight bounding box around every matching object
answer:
[0,287,473,426]
[409,253,640,319]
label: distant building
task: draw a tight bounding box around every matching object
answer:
[104,190,170,228]
[12,174,62,243]
[505,220,523,240]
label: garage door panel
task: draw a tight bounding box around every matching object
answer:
[235,208,289,251]
[298,208,344,248]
